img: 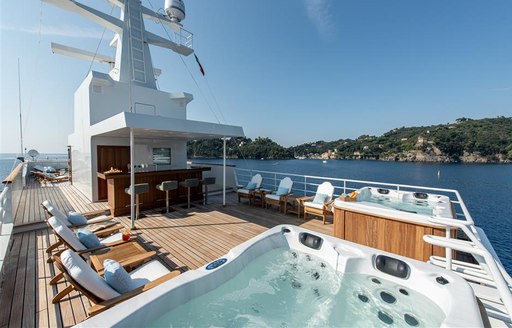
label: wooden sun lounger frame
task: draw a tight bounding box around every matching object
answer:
[41,202,115,252]
[52,252,181,316]
[32,171,69,183]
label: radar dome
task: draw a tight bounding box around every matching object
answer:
[27,149,39,160]
[164,0,185,23]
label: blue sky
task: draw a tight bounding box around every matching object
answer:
[1,0,511,153]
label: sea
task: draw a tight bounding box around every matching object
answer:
[1,154,511,274]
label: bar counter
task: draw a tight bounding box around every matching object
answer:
[97,167,210,216]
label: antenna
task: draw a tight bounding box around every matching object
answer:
[17,58,24,157]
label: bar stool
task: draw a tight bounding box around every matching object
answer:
[179,178,199,209]
[125,183,149,220]
[200,177,216,205]
[156,180,178,213]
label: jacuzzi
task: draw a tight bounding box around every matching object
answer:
[346,186,455,220]
[78,225,483,327]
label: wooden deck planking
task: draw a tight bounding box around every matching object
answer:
[1,177,335,327]
[13,178,110,226]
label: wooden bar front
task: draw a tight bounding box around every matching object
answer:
[97,168,210,216]
[333,206,454,262]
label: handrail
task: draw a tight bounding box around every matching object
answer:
[234,167,473,221]
[2,162,24,184]
[424,234,512,319]
[428,216,512,285]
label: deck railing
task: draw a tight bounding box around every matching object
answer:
[234,167,474,223]
[0,162,26,271]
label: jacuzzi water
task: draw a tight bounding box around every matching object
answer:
[351,187,455,218]
[149,248,444,327]
[363,194,434,216]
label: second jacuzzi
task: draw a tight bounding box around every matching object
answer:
[78,225,483,327]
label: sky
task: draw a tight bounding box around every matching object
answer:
[1,0,512,153]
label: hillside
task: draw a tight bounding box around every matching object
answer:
[188,117,512,163]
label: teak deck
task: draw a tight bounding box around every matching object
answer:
[0,177,333,327]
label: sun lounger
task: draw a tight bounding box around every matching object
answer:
[42,200,117,252]
[52,250,180,315]
[46,216,127,258]
[42,200,112,228]
[46,216,157,286]
[32,171,69,183]
[53,249,181,316]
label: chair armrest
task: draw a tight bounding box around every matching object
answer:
[96,251,157,275]
[323,200,335,210]
[279,192,293,200]
[82,209,111,218]
[93,225,122,237]
[76,237,137,255]
[87,270,181,316]
[298,196,314,202]
[69,218,116,229]
[104,236,137,247]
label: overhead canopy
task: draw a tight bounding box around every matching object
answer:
[90,112,244,139]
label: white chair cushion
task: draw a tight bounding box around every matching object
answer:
[237,189,250,195]
[48,216,86,251]
[86,215,109,224]
[278,177,293,192]
[304,201,324,210]
[44,201,72,226]
[61,250,120,301]
[265,194,281,201]
[251,174,263,188]
[129,260,170,289]
[99,232,123,245]
[317,182,334,199]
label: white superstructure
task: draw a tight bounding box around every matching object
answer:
[43,0,244,201]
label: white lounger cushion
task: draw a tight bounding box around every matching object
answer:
[316,182,334,201]
[61,250,120,301]
[237,189,251,195]
[43,200,71,225]
[43,200,109,226]
[100,233,123,244]
[48,216,87,251]
[86,215,109,224]
[129,260,170,288]
[303,201,324,210]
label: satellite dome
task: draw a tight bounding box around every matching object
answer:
[28,149,39,160]
[164,0,185,23]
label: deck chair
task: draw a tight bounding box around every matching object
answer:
[265,177,293,212]
[32,171,69,183]
[46,216,156,285]
[46,216,128,257]
[237,174,263,204]
[53,249,181,316]
[42,201,118,253]
[303,182,335,224]
[42,200,112,228]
